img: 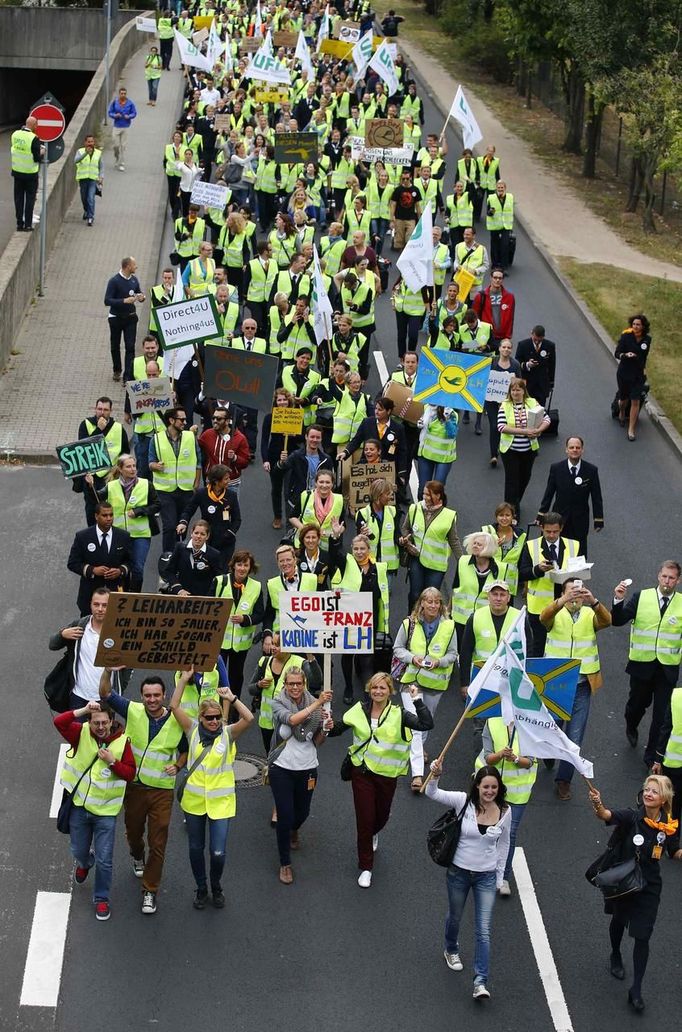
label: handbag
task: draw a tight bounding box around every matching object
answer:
[427,798,469,867]
[169,251,181,267]
[44,652,73,713]
[585,819,645,900]
[390,618,415,681]
[56,755,98,834]
[176,742,213,803]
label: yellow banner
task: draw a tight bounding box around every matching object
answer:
[320,36,385,58]
[193,15,214,31]
[255,87,290,103]
[271,407,304,436]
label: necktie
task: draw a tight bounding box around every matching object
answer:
[102,532,109,553]
[192,550,203,564]
[549,544,558,563]
[660,597,670,616]
[570,465,578,478]
[405,376,413,387]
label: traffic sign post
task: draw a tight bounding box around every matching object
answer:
[30,93,65,298]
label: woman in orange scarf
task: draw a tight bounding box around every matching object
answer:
[176,464,242,571]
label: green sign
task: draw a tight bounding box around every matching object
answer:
[274,132,319,165]
[56,435,111,478]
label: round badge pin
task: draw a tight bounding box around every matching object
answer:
[103,638,114,648]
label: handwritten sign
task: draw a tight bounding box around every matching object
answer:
[155,295,222,351]
[365,118,403,149]
[280,592,373,653]
[126,376,174,415]
[56,435,111,479]
[204,346,279,412]
[190,180,229,209]
[348,462,395,514]
[348,135,413,164]
[273,30,299,47]
[271,406,304,436]
[274,132,319,165]
[95,592,233,671]
[484,369,513,404]
[240,38,263,54]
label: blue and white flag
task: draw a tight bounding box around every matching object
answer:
[448,85,483,150]
[368,38,398,96]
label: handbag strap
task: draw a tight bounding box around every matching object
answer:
[68,750,101,798]
[185,739,215,780]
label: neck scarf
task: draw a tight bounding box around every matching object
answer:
[314,491,334,525]
[120,474,138,501]
[208,484,226,503]
[643,813,679,836]
[198,721,223,745]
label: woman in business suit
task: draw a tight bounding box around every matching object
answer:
[615,314,651,441]
[163,521,222,596]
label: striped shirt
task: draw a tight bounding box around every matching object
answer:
[498,403,532,451]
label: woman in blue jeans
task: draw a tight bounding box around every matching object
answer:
[426,760,511,1001]
[171,680,254,909]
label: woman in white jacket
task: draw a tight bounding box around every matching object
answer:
[426,758,511,1001]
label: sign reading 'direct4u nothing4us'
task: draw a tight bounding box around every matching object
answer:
[279,592,374,653]
[155,295,222,351]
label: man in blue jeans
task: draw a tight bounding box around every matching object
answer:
[54,700,135,921]
[107,85,137,172]
[74,134,102,227]
[540,575,611,800]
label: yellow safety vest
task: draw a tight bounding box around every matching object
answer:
[187,257,216,298]
[486,192,514,232]
[331,556,389,634]
[628,589,682,666]
[409,504,457,573]
[481,525,526,596]
[525,537,580,615]
[84,419,123,467]
[356,505,399,571]
[11,129,38,175]
[663,687,682,768]
[343,703,411,778]
[125,703,184,790]
[266,574,318,633]
[215,575,262,652]
[545,605,600,674]
[152,431,196,492]
[472,606,522,665]
[499,400,542,453]
[476,718,537,804]
[255,653,305,730]
[418,415,458,463]
[75,148,102,181]
[61,727,128,816]
[181,725,237,819]
[399,618,456,690]
[106,477,151,538]
[451,557,510,626]
[295,491,343,550]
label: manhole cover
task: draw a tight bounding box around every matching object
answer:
[234,752,267,787]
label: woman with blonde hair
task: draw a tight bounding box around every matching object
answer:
[328,672,434,887]
[451,532,509,647]
[355,478,399,573]
[588,775,682,1012]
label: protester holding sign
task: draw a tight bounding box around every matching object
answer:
[482,339,521,463]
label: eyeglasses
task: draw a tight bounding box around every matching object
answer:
[203,713,222,722]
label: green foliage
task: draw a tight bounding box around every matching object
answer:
[439,1,514,83]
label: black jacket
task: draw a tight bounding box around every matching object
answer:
[67,526,132,615]
[179,487,241,555]
[515,337,556,403]
[278,447,334,515]
[537,459,604,542]
[164,543,223,595]
[344,417,407,481]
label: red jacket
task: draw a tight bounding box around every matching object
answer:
[472,286,515,341]
[54,711,136,782]
[197,427,250,479]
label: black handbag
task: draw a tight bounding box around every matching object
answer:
[44,652,72,713]
[585,820,645,900]
[56,755,98,834]
[169,251,181,267]
[427,798,469,867]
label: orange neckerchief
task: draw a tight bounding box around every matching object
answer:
[643,814,679,836]
[208,485,226,504]
[357,555,374,572]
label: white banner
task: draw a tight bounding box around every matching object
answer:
[448,84,483,150]
[397,205,434,291]
[368,38,398,96]
[135,16,157,33]
[312,245,333,345]
[280,592,374,653]
[484,368,513,404]
[174,28,213,72]
[244,45,292,85]
[351,30,373,78]
[295,30,314,77]
[126,376,174,415]
[190,180,229,209]
[155,296,222,351]
[348,137,413,164]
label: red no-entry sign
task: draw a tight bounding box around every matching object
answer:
[30,102,66,143]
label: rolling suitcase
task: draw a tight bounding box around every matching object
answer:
[545,389,560,437]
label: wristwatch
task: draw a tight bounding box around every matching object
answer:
[591,599,599,608]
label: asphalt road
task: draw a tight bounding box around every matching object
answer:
[3,68,682,1032]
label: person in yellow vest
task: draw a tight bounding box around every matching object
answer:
[476,144,500,218]
[130,355,166,477]
[11,114,42,232]
[164,130,184,219]
[91,453,159,591]
[74,134,103,227]
[170,672,254,909]
[289,468,344,553]
[400,480,463,610]
[431,225,451,296]
[417,405,458,499]
[497,377,550,519]
[248,632,312,759]
[391,275,428,359]
[541,576,611,800]
[262,544,319,646]
[77,395,130,525]
[452,532,510,647]
[182,240,216,297]
[355,478,399,574]
[612,561,682,767]
[157,12,175,70]
[213,549,264,700]
[328,672,433,887]
[174,204,206,273]
[394,587,458,791]
[518,510,580,655]
[144,45,163,106]
[482,501,526,595]
[453,226,490,301]
[99,668,187,915]
[54,699,135,922]
[148,406,201,553]
[652,685,682,840]
[486,180,515,270]
[244,239,277,332]
[445,180,474,253]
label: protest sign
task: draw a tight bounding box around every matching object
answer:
[348,462,395,513]
[280,592,374,653]
[56,435,111,478]
[192,27,209,45]
[337,21,361,42]
[240,38,262,54]
[95,593,232,671]
[192,15,213,31]
[382,379,424,424]
[453,266,476,301]
[347,135,412,164]
[135,16,157,33]
[365,118,403,149]
[126,377,174,416]
[190,180,229,209]
[484,369,513,404]
[273,30,299,47]
[274,132,319,165]
[271,406,304,436]
[204,346,279,412]
[155,296,222,351]
[319,38,353,58]
[255,86,290,103]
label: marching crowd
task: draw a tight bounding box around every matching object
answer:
[34,0,682,1013]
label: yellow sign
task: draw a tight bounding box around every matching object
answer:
[320,36,385,58]
[192,15,214,31]
[453,267,476,301]
[255,87,290,104]
[271,407,304,436]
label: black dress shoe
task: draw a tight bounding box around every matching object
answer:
[626,726,638,747]
[609,953,625,980]
[628,990,645,1013]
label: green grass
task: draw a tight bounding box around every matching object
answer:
[559,260,682,435]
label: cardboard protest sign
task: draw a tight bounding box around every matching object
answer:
[365,118,403,149]
[280,592,373,653]
[337,21,361,42]
[240,37,263,54]
[382,379,424,424]
[204,346,279,412]
[56,435,111,478]
[213,113,231,133]
[135,16,157,33]
[155,296,222,351]
[95,592,232,671]
[271,406,304,436]
[190,180,229,209]
[274,132,319,165]
[273,30,299,47]
[126,376,174,416]
[348,462,395,514]
[484,369,513,404]
[192,27,209,45]
[453,267,476,301]
[254,87,290,103]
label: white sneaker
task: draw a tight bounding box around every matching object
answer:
[119,164,125,172]
[141,891,157,915]
[473,984,490,1000]
[498,879,512,896]
[443,950,463,971]
[372,834,379,852]
[132,858,144,878]
[358,870,372,888]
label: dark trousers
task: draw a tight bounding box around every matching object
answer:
[235,405,258,455]
[350,767,397,870]
[501,448,536,512]
[247,301,269,336]
[109,315,138,380]
[662,763,682,838]
[219,649,249,699]
[403,423,420,475]
[269,764,317,865]
[158,488,193,552]
[269,464,286,519]
[396,312,422,358]
[124,783,173,893]
[490,228,511,269]
[485,401,501,458]
[625,672,675,764]
[160,37,173,69]
[342,654,375,699]
[14,173,38,230]
[528,613,547,657]
[167,175,181,219]
[256,190,277,231]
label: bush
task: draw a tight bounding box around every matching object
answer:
[439,4,514,84]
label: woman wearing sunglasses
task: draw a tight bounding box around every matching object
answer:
[170,674,254,910]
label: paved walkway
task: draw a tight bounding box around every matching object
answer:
[399,37,682,284]
[0,50,185,455]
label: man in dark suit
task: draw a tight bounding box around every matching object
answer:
[67,502,132,615]
[515,325,556,406]
[537,436,604,556]
[338,397,408,488]
[612,562,682,766]
[162,520,222,596]
[293,83,319,130]
[277,424,334,523]
[518,513,580,657]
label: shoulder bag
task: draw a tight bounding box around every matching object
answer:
[176,741,214,803]
[390,617,416,681]
[427,797,470,868]
[585,819,645,900]
[56,753,99,834]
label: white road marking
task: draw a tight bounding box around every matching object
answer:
[20,891,71,1008]
[373,349,419,498]
[49,744,68,818]
[513,848,574,1032]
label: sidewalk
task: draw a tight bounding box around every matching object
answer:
[0,49,185,456]
[398,36,682,284]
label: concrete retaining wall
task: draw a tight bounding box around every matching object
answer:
[0,8,141,71]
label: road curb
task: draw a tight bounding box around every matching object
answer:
[400,36,682,461]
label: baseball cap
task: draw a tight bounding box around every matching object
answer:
[485,579,510,592]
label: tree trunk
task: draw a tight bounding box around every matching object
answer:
[582,95,603,178]
[561,64,585,154]
[641,155,658,233]
[626,156,643,212]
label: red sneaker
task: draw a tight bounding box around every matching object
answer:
[95,902,111,921]
[74,866,89,884]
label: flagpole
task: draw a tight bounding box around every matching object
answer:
[420,607,527,793]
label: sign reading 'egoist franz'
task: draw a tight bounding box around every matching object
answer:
[155,295,222,351]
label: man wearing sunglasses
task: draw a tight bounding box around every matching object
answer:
[148,407,201,552]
